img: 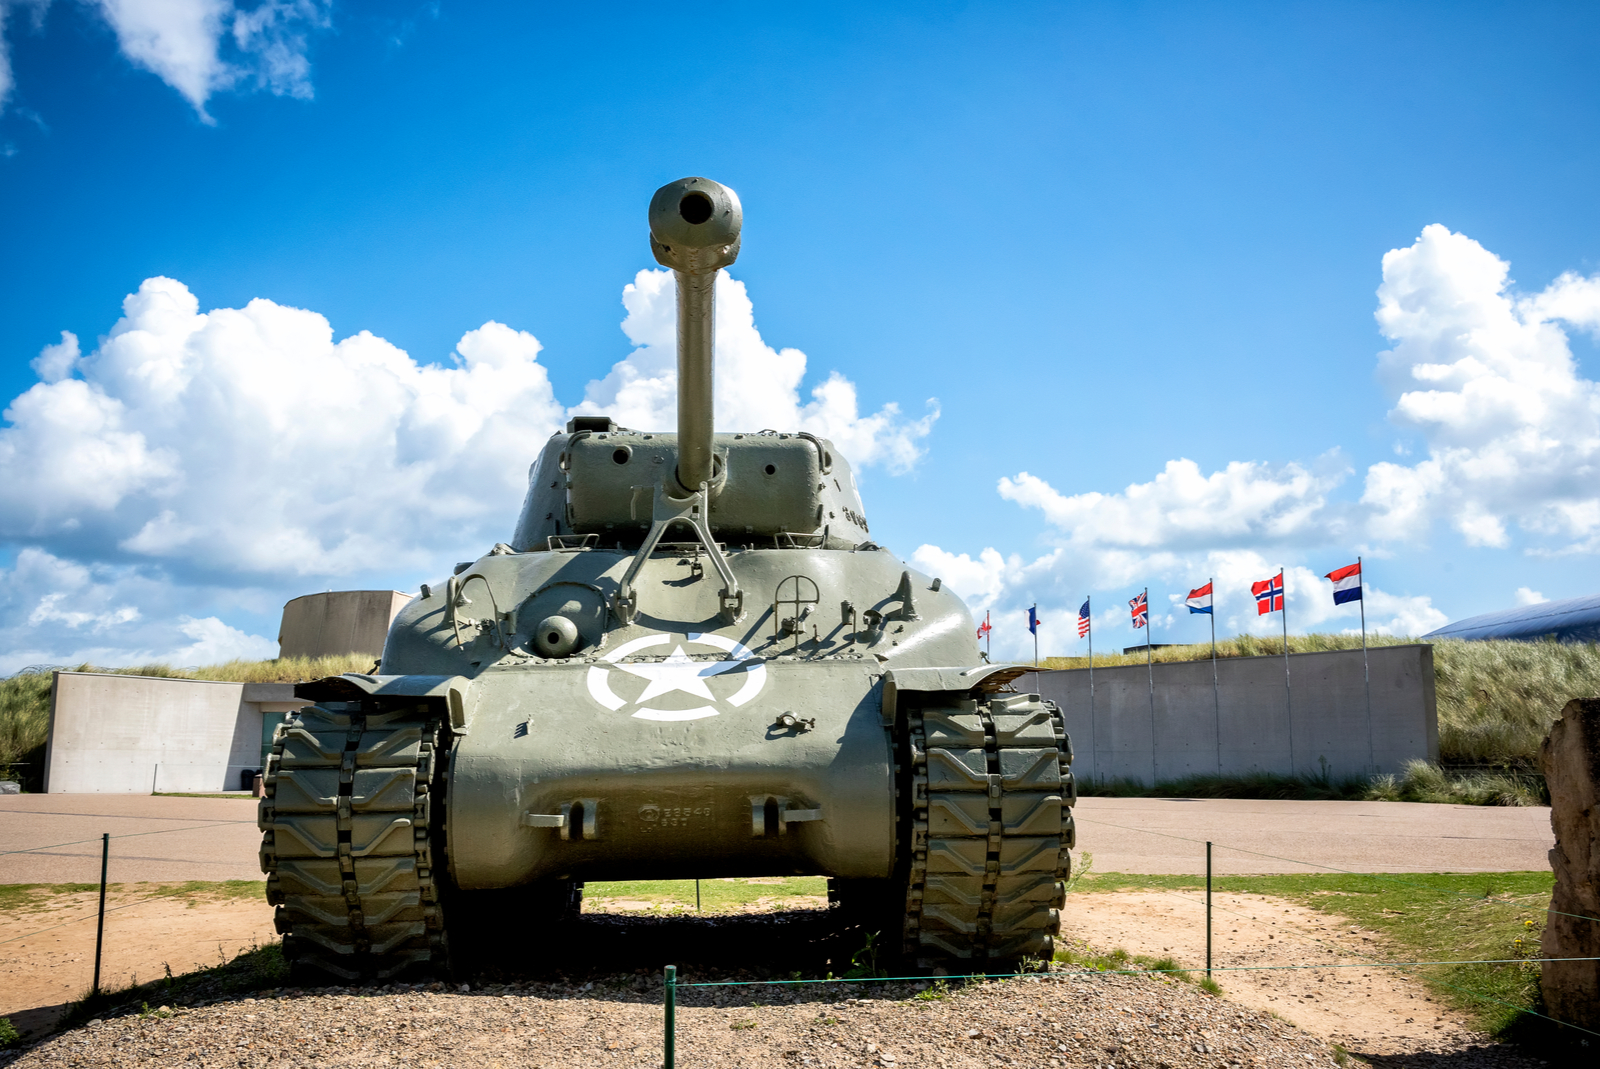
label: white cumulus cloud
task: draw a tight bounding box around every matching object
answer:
[0,546,277,675]
[1364,224,1600,553]
[0,270,932,668]
[575,269,937,471]
[0,1,328,122]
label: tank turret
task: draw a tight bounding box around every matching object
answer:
[258,178,1076,982]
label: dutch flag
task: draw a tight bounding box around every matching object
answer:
[1325,562,1363,605]
[1186,582,1213,615]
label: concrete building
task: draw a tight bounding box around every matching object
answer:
[278,590,412,660]
[43,672,311,793]
[1021,643,1438,786]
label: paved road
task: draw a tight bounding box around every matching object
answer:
[0,793,263,883]
[1074,796,1554,874]
[0,793,1555,885]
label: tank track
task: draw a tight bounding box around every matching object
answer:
[901,690,1075,967]
[258,701,447,980]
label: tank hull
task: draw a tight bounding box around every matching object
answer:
[445,660,895,887]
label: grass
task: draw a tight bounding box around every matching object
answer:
[0,654,376,786]
[0,880,265,914]
[583,876,828,912]
[1071,869,1555,1037]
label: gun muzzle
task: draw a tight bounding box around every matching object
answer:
[648,177,742,494]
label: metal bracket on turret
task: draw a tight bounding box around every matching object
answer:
[612,481,745,627]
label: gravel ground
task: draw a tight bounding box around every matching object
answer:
[1,971,1364,1069]
[0,905,1557,1068]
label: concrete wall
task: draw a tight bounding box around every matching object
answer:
[278,590,411,660]
[1020,644,1438,786]
[44,673,310,793]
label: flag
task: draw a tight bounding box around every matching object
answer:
[1186,582,1213,614]
[1325,562,1362,605]
[977,614,992,640]
[1129,591,1148,629]
[1028,606,1041,635]
[1251,573,1284,615]
[1077,599,1091,637]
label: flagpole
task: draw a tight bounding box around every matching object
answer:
[1281,567,1293,775]
[1086,596,1096,786]
[1032,603,1039,669]
[1360,556,1373,771]
[1210,576,1220,775]
[1146,586,1157,786]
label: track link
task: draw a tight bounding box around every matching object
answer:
[902,690,1075,967]
[258,701,446,980]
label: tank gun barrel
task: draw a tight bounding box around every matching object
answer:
[648,177,742,493]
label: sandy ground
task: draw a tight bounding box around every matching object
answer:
[1060,890,1505,1062]
[0,794,1555,884]
[0,887,278,1039]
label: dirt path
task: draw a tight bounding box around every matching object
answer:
[1061,890,1512,1062]
[0,887,276,1039]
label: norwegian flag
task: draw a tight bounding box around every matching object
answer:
[1129,591,1148,629]
[1252,572,1285,615]
[1077,598,1091,637]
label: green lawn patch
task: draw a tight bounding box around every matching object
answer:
[0,880,265,913]
[583,876,827,912]
[1072,870,1554,1036]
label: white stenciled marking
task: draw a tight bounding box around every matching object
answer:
[583,631,767,720]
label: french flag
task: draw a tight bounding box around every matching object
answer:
[1186,582,1213,615]
[1326,562,1363,605]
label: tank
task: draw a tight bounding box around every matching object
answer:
[258,177,1076,980]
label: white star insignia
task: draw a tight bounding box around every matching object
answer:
[613,645,746,704]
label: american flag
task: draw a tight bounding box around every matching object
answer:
[1129,591,1148,629]
[1252,572,1285,615]
[1077,598,1091,638]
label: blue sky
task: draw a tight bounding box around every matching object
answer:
[2,1,1599,669]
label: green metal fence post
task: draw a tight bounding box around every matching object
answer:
[664,964,677,1069]
[93,832,109,996]
[1205,841,1213,980]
